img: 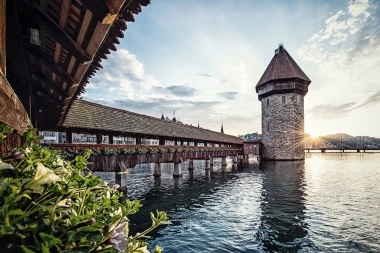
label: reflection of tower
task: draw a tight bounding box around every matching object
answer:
[256,44,311,160]
[256,160,308,251]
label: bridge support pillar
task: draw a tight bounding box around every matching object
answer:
[153,163,161,177]
[232,162,238,171]
[205,159,210,170]
[115,171,127,193]
[233,155,238,163]
[188,160,194,178]
[173,162,182,177]
[222,156,227,166]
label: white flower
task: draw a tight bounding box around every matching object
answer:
[24,163,62,192]
[109,224,129,252]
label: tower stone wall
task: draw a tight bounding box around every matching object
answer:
[261,93,305,160]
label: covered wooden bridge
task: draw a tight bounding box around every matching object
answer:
[61,99,243,147]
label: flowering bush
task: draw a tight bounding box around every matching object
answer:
[0,124,169,252]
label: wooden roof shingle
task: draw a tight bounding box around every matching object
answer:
[256,45,311,88]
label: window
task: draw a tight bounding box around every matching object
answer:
[282,95,285,104]
[267,98,269,106]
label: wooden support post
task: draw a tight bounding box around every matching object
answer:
[66,129,72,143]
[153,163,161,177]
[159,138,165,146]
[109,133,113,144]
[96,132,102,144]
[136,135,141,145]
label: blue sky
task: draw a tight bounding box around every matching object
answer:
[83,0,380,137]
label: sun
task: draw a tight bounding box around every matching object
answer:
[308,132,320,139]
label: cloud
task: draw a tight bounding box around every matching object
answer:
[86,49,159,99]
[308,90,380,120]
[218,92,238,100]
[298,0,380,104]
[198,73,211,77]
[351,90,380,109]
[151,85,197,97]
[308,103,356,120]
[165,85,197,97]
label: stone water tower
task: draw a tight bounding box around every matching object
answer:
[256,44,311,160]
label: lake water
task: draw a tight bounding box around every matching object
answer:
[124,153,380,252]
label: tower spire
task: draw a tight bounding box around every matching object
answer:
[221,120,224,134]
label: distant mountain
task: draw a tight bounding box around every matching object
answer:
[318,133,380,148]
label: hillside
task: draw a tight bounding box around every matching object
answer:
[314,133,380,148]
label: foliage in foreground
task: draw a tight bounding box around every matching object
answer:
[0,124,169,252]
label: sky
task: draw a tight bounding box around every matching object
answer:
[83,0,380,138]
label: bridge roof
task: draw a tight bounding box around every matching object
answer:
[4,0,150,131]
[256,45,311,87]
[63,100,244,145]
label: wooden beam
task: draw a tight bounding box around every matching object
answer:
[0,0,6,76]
[0,72,31,134]
[54,43,62,63]
[19,0,91,63]
[25,44,77,86]
[6,0,34,123]
[76,9,93,46]
[59,0,72,29]
[31,73,67,99]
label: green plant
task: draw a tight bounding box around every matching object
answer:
[147,148,158,154]
[158,148,167,153]
[102,148,119,155]
[0,128,169,252]
[168,148,176,153]
[120,148,136,155]
[0,122,13,143]
[136,148,148,154]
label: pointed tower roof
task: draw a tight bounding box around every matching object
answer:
[221,122,224,134]
[256,44,311,88]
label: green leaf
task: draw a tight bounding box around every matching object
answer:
[39,232,62,248]
[8,209,26,216]
[86,232,102,242]
[21,245,36,253]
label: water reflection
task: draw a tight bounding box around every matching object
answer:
[256,160,309,251]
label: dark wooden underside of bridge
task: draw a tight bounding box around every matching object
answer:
[1,0,150,137]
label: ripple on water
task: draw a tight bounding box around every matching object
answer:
[125,154,380,252]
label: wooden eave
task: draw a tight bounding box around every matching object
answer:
[5,0,150,131]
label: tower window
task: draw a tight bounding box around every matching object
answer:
[267,98,269,106]
[282,95,285,104]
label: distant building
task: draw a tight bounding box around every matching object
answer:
[239,132,261,141]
